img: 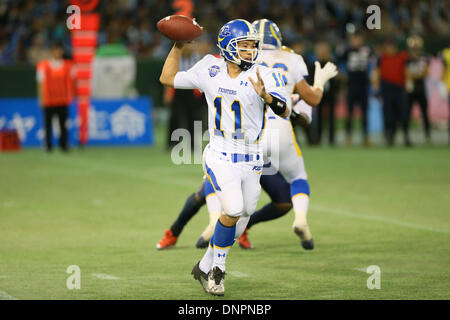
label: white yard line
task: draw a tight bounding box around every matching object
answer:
[47,155,450,235]
[46,156,198,189]
[311,204,450,235]
[3,201,14,208]
[0,290,19,300]
[228,271,249,278]
[91,273,120,280]
[91,199,105,207]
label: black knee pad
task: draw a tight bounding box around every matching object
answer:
[274,202,293,216]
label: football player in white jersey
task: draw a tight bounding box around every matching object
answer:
[241,18,339,248]
[156,19,338,254]
[198,19,338,250]
[160,19,290,296]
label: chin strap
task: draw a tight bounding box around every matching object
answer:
[238,60,253,71]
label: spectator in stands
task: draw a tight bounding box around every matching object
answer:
[36,41,74,152]
[1,0,449,67]
[27,34,49,65]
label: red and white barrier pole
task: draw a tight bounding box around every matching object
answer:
[69,0,99,146]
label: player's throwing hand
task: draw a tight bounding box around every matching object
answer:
[249,68,267,99]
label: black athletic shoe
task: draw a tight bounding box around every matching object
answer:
[294,225,314,250]
[208,267,225,296]
[301,238,314,250]
[191,261,210,293]
[195,236,209,249]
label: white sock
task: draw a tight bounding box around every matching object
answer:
[199,244,214,274]
[201,194,221,240]
[292,194,309,227]
[212,246,232,272]
[234,216,250,240]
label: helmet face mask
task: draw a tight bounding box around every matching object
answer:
[217,19,261,70]
[227,37,260,64]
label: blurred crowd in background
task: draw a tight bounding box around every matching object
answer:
[1,0,449,65]
[0,0,449,148]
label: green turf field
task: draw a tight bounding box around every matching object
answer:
[1,128,449,300]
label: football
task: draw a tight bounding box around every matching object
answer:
[157,15,203,42]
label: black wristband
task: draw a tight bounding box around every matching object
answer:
[267,95,287,116]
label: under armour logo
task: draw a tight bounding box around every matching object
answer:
[217,253,226,258]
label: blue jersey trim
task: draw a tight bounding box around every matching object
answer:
[268,91,287,103]
[205,162,221,192]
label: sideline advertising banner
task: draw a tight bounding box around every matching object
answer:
[0,97,154,147]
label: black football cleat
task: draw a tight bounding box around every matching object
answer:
[208,266,225,296]
[301,238,314,250]
[294,225,314,250]
[195,236,209,249]
[191,261,210,293]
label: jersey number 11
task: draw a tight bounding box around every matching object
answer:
[213,96,245,140]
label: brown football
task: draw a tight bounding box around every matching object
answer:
[157,15,203,42]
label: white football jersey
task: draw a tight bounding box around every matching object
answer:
[257,49,309,118]
[174,54,288,154]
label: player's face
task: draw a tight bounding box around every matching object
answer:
[350,35,363,48]
[51,47,63,60]
[237,40,257,61]
[385,42,397,55]
[315,43,330,61]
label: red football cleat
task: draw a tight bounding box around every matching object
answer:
[238,228,253,249]
[156,229,178,250]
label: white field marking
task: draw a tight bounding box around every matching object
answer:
[3,201,14,208]
[45,156,198,189]
[0,290,19,300]
[228,271,249,278]
[353,268,368,273]
[310,204,450,235]
[92,199,104,207]
[91,273,120,280]
[46,155,450,235]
